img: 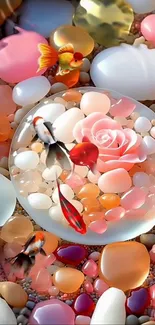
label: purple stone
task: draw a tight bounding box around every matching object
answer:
[55,244,87,266]
[126,288,150,316]
[29,299,75,325]
[73,293,95,316]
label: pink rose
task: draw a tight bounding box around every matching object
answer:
[73,112,147,172]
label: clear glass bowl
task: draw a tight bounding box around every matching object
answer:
[9,87,155,245]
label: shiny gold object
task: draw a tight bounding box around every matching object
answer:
[50,25,94,57]
[73,0,134,47]
[0,0,22,25]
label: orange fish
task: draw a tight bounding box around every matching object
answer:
[7,232,46,275]
[38,43,83,75]
[56,179,86,235]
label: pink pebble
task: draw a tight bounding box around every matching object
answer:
[75,315,91,325]
[105,207,125,221]
[31,268,52,293]
[89,219,107,234]
[48,286,59,296]
[65,172,86,188]
[88,251,100,261]
[125,208,147,218]
[149,285,155,307]
[121,187,146,210]
[141,14,155,44]
[84,280,94,293]
[93,278,109,296]
[82,259,98,278]
[150,245,155,263]
[109,97,136,118]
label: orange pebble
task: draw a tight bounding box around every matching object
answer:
[0,115,11,142]
[77,183,100,200]
[81,197,101,214]
[54,69,80,88]
[59,170,70,182]
[62,90,82,102]
[31,142,43,153]
[99,194,121,210]
[83,212,104,226]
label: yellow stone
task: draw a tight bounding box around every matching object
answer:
[53,267,84,293]
[0,282,28,307]
[50,25,94,56]
[99,194,121,210]
[99,242,150,292]
[73,0,134,47]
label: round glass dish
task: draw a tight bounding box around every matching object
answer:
[9,87,155,245]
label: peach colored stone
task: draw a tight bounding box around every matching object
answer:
[53,267,84,293]
[80,92,110,115]
[0,215,33,243]
[0,282,28,307]
[99,242,150,291]
[98,168,132,193]
[0,86,16,115]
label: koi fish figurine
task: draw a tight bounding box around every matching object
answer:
[32,116,71,170]
[7,232,46,275]
[38,43,83,75]
[56,179,86,234]
[69,137,99,173]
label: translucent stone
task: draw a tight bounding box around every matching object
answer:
[99,194,121,210]
[0,215,33,243]
[81,198,101,214]
[75,315,91,325]
[89,220,107,234]
[48,286,59,296]
[84,280,94,294]
[65,172,86,189]
[87,170,101,184]
[0,298,17,325]
[55,244,87,266]
[133,172,151,188]
[13,76,51,106]
[74,165,88,177]
[99,242,150,291]
[31,268,52,293]
[150,126,155,138]
[90,288,126,325]
[134,117,151,133]
[52,108,84,143]
[110,97,136,117]
[121,187,146,210]
[33,102,65,124]
[73,293,95,316]
[93,279,109,296]
[29,299,75,325]
[14,151,39,170]
[69,200,83,213]
[126,287,150,316]
[28,193,52,209]
[42,166,62,181]
[77,184,100,199]
[0,175,16,226]
[143,136,155,155]
[62,90,82,102]
[52,184,74,203]
[0,282,28,308]
[105,207,125,221]
[53,267,84,293]
[98,168,132,193]
[88,252,100,261]
[82,260,98,278]
[49,205,68,226]
[80,92,110,116]
[31,142,43,153]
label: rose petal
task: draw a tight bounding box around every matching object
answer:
[73,120,85,142]
[109,97,136,118]
[97,158,134,172]
[92,118,122,135]
[82,112,110,129]
[123,129,139,154]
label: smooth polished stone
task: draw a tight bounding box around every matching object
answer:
[134,117,151,133]
[62,90,82,103]
[121,187,146,210]
[126,287,150,316]
[31,269,52,293]
[98,168,132,194]
[82,260,98,278]
[99,242,150,292]
[80,92,110,116]
[0,86,16,115]
[89,219,108,234]
[53,267,84,293]
[0,282,28,308]
[33,102,65,124]
[93,279,109,296]
[90,288,126,325]
[0,298,17,325]
[75,315,91,325]
[77,184,100,200]
[99,194,120,210]
[28,193,52,209]
[0,115,11,142]
[55,245,87,266]
[0,175,16,226]
[29,299,75,325]
[0,215,33,243]
[14,151,39,170]
[110,97,136,117]
[73,293,95,316]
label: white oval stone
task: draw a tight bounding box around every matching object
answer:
[13,76,51,106]
[49,205,68,226]
[28,193,52,209]
[0,298,17,325]
[33,102,65,123]
[133,172,151,188]
[134,117,151,133]
[14,151,39,170]
[53,107,84,143]
[0,175,16,226]
[14,109,27,124]
[70,200,83,213]
[52,184,74,203]
[143,136,155,155]
[42,165,62,181]
[90,288,126,325]
[98,168,132,193]
[80,91,110,115]
[13,122,35,150]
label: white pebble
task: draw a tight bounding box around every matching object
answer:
[133,172,151,188]
[14,151,39,170]
[80,58,91,72]
[40,150,47,164]
[42,165,62,181]
[51,82,68,94]
[28,193,52,209]
[49,205,68,226]
[74,165,88,177]
[52,184,74,203]
[88,170,101,184]
[54,97,67,106]
[79,72,90,84]
[70,200,83,213]
[134,117,151,133]
[33,102,65,124]
[14,109,26,124]
[143,135,155,155]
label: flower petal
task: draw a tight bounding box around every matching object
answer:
[92,118,122,136]
[73,120,84,142]
[82,112,108,129]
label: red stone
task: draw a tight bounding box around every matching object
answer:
[55,244,87,266]
[73,293,95,316]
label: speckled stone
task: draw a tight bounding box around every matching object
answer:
[140,234,155,248]
[20,307,31,317]
[126,315,139,325]
[139,316,150,324]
